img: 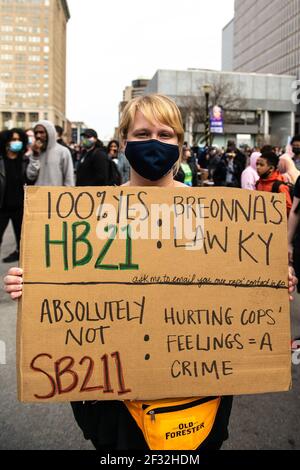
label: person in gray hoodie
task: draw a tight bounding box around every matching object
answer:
[26,120,75,186]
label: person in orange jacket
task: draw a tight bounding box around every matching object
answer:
[256,150,292,215]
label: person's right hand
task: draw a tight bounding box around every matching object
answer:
[3,267,23,300]
[32,140,44,156]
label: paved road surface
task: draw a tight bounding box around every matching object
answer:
[0,223,299,450]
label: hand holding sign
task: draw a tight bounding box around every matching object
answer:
[14,186,294,402]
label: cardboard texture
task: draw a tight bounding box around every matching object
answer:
[17,186,291,402]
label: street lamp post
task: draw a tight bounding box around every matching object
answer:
[202,84,212,147]
[256,108,263,148]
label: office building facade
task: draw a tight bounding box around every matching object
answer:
[118,78,150,129]
[145,68,296,147]
[222,19,234,72]
[233,0,300,77]
[0,0,70,130]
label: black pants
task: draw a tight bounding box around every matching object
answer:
[0,207,23,251]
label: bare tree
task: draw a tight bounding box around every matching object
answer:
[179,76,247,145]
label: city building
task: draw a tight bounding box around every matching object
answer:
[118,78,150,124]
[233,0,300,77]
[71,121,89,144]
[0,0,70,130]
[145,68,297,147]
[223,0,300,132]
[222,19,234,72]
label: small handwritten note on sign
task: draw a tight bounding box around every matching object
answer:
[17,186,291,402]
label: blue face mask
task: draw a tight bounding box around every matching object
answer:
[125,139,179,181]
[10,141,23,153]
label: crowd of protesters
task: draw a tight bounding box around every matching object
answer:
[1,118,300,301]
[0,121,130,263]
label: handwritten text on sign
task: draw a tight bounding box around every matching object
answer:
[18,187,291,402]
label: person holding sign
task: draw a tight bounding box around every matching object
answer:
[3,94,298,451]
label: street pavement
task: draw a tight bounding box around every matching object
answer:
[0,223,299,450]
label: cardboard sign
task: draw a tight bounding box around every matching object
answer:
[17,186,291,402]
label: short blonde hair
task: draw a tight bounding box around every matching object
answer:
[119,94,185,173]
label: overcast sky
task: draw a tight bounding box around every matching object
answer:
[66,0,235,140]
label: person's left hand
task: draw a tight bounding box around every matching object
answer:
[288,266,298,301]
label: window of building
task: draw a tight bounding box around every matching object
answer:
[29,36,40,43]
[1,25,13,32]
[16,112,25,128]
[2,112,12,130]
[15,54,26,61]
[29,112,39,124]
[0,72,11,79]
[0,35,13,41]
[0,6,13,13]
[29,55,40,62]
[0,54,13,60]
[3,16,13,23]
[15,63,26,69]
[29,46,41,52]
[16,26,28,33]
[1,44,13,50]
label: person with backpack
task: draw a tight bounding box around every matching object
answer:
[76,129,111,186]
[256,150,292,215]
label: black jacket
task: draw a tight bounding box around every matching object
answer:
[213,156,243,188]
[0,153,30,209]
[175,161,198,187]
[76,147,110,186]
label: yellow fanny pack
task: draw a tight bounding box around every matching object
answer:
[125,396,221,450]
